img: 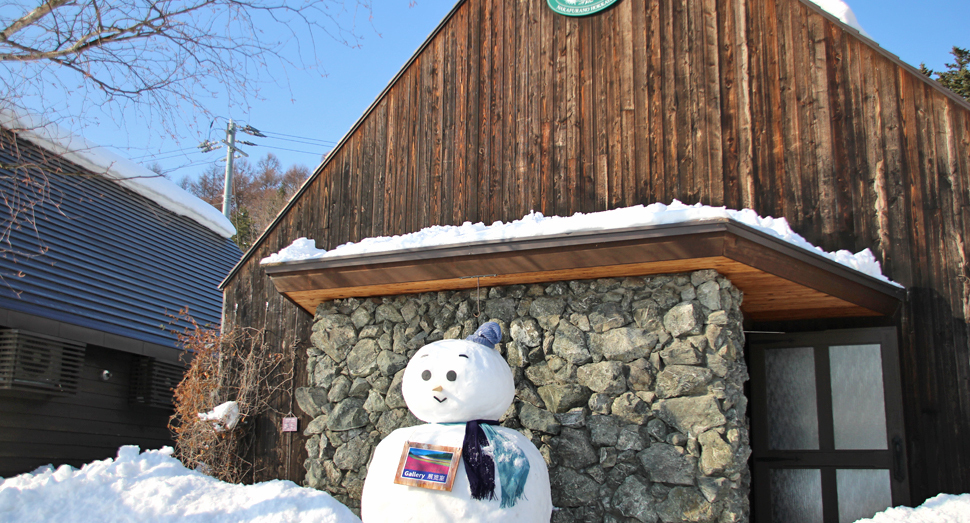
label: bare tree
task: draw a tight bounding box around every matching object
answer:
[0,0,372,132]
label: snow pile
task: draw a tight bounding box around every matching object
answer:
[0,446,360,523]
[809,0,870,37]
[197,401,241,432]
[263,201,898,287]
[858,493,970,523]
[0,108,235,239]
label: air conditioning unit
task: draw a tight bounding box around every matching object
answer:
[129,356,184,409]
[0,330,86,395]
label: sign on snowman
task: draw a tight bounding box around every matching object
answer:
[361,322,552,522]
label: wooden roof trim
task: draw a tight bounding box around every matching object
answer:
[264,218,901,295]
[262,220,732,273]
[222,0,970,288]
[263,219,904,317]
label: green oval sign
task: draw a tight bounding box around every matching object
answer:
[546,0,622,16]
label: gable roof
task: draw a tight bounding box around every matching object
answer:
[0,130,241,360]
[221,0,970,288]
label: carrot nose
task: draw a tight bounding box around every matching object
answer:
[432,385,443,392]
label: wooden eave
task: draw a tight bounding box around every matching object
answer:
[262,219,904,322]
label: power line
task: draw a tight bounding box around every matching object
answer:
[264,145,329,156]
[138,151,203,163]
[259,130,338,145]
[262,135,337,148]
[127,146,198,160]
[163,159,220,174]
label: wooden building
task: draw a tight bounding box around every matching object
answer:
[220,0,970,519]
[0,121,241,477]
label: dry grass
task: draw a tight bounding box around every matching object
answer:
[167,310,292,483]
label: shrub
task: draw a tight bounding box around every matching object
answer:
[168,310,292,483]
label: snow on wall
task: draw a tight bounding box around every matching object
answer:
[0,109,235,239]
[262,201,900,287]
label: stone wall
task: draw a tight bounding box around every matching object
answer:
[296,270,751,522]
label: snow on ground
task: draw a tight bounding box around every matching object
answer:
[0,445,964,523]
[809,0,871,38]
[858,494,970,523]
[0,446,361,523]
[263,200,899,287]
[0,108,235,239]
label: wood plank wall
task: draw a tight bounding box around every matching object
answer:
[223,0,970,500]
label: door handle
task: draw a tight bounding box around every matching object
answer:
[892,436,906,481]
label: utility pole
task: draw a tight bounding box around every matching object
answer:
[198,119,259,220]
[221,120,248,219]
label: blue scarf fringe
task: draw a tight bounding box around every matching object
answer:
[459,420,529,508]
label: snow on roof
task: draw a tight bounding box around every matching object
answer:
[0,108,235,239]
[809,0,871,38]
[0,446,360,523]
[262,200,899,287]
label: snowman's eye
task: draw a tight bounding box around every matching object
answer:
[446,370,457,381]
[421,370,431,381]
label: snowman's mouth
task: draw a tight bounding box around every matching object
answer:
[434,396,447,403]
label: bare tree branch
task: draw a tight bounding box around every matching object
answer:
[0,0,73,41]
[1,0,372,132]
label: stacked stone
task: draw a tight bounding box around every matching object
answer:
[296,270,750,522]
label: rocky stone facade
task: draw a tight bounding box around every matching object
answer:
[296,270,751,522]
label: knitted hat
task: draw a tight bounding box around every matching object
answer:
[465,322,502,349]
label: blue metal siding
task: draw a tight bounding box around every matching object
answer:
[0,132,242,350]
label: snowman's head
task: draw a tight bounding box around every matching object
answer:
[402,322,514,423]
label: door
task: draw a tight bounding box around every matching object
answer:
[749,327,909,523]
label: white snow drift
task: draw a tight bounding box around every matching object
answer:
[1,445,966,522]
[0,108,235,239]
[0,446,360,523]
[860,493,970,523]
[263,201,898,287]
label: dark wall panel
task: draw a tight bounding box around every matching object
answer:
[0,345,173,477]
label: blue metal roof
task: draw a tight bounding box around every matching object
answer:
[0,133,242,352]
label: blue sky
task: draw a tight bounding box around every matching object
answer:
[79,0,969,184]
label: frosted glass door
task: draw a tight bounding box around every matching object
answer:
[770,469,823,523]
[836,469,893,523]
[830,344,888,450]
[750,327,909,523]
[765,347,819,450]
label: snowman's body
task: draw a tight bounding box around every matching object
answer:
[363,423,550,522]
[361,325,552,523]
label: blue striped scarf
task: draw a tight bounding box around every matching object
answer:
[462,420,530,508]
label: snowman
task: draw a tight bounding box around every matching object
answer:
[361,322,552,523]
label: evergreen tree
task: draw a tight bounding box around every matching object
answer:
[920,47,970,102]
